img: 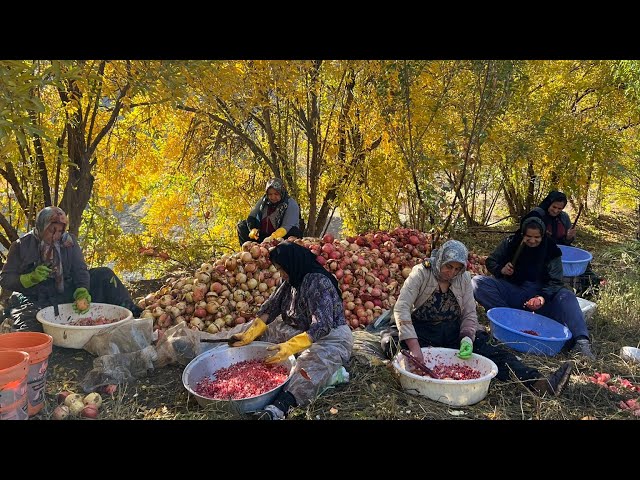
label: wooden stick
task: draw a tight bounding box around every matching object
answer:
[511,239,525,266]
[572,205,584,229]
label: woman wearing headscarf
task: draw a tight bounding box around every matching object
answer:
[382,239,574,396]
[472,217,595,360]
[0,206,142,332]
[524,190,601,297]
[525,190,575,245]
[229,241,353,420]
[236,178,304,246]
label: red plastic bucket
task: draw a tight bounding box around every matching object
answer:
[0,350,29,420]
[0,332,53,416]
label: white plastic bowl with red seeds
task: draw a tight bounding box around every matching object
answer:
[392,347,498,406]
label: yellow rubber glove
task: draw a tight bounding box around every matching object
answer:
[458,336,473,359]
[265,332,312,364]
[248,228,260,240]
[19,265,52,288]
[264,227,287,242]
[230,318,268,347]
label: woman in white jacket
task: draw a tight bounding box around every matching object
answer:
[384,239,574,396]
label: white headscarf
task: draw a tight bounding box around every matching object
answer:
[430,240,468,280]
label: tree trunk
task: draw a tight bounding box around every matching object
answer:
[60,122,94,237]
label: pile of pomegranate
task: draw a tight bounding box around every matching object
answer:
[138,228,489,337]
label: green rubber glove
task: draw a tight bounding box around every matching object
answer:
[230,318,268,347]
[19,265,52,288]
[72,287,92,314]
[458,336,473,359]
[265,332,312,364]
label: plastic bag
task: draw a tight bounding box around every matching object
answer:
[153,320,255,367]
[79,345,158,393]
[83,318,154,356]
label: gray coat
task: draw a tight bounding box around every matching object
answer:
[0,232,90,303]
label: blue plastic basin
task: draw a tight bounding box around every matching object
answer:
[487,307,572,356]
[558,245,592,277]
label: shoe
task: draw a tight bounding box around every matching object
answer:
[573,338,596,360]
[252,404,284,420]
[531,361,574,396]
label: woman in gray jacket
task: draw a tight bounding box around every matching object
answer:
[383,239,574,396]
[236,178,303,246]
[0,206,142,332]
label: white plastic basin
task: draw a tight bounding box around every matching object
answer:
[392,347,498,407]
[36,303,133,349]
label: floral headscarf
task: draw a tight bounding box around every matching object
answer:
[429,240,468,281]
[33,206,74,293]
[260,178,290,232]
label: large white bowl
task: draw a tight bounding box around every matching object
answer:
[36,303,133,349]
[392,347,498,407]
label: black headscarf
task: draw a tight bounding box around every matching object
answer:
[538,190,568,212]
[519,190,568,237]
[505,216,561,285]
[268,241,341,296]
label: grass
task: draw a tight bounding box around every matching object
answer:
[32,209,640,421]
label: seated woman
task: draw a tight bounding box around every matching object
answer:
[0,206,143,332]
[381,239,574,397]
[229,241,353,420]
[236,178,304,246]
[524,190,601,297]
[472,217,595,360]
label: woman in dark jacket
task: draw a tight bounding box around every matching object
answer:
[0,206,142,332]
[524,190,601,297]
[525,190,575,245]
[229,241,353,420]
[236,178,303,246]
[471,216,595,360]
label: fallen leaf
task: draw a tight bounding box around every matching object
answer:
[580,415,597,420]
[329,407,338,415]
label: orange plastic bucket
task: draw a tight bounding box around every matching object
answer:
[0,332,53,416]
[0,350,29,420]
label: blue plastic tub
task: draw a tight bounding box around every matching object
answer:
[487,307,572,356]
[558,245,592,277]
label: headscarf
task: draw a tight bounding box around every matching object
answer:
[268,241,341,296]
[506,216,561,284]
[260,178,290,231]
[33,206,74,293]
[429,239,468,281]
[538,190,568,213]
[537,190,569,243]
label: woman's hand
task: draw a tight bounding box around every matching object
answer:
[405,338,424,363]
[501,262,514,276]
[566,226,576,241]
[524,296,545,310]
